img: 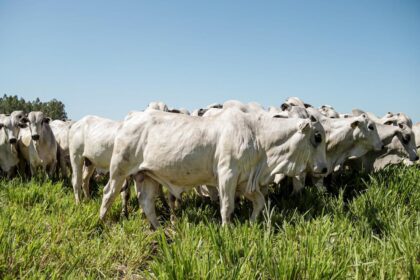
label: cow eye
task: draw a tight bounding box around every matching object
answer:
[314,132,322,144]
[368,124,375,131]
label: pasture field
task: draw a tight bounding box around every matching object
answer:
[0,166,419,279]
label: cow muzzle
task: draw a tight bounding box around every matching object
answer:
[32,134,40,141]
[9,138,17,144]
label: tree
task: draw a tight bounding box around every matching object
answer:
[0,94,68,120]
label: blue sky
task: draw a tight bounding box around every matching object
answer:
[1,0,419,121]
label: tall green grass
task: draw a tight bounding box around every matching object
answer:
[0,166,419,279]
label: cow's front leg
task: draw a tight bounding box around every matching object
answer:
[291,172,306,195]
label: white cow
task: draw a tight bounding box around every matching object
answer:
[50,119,74,178]
[347,111,418,171]
[99,107,328,228]
[18,111,57,177]
[146,101,169,112]
[68,115,123,204]
[0,111,28,176]
[290,107,383,194]
[414,123,420,155]
[319,105,340,119]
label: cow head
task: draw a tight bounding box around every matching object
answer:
[351,114,383,153]
[290,116,328,176]
[26,111,50,142]
[319,105,340,119]
[0,112,27,145]
[392,122,419,162]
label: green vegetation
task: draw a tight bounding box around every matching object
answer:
[0,166,419,279]
[0,94,67,120]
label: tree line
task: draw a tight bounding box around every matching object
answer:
[0,94,68,120]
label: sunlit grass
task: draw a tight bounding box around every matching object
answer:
[0,166,419,279]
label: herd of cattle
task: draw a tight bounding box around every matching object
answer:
[1,97,419,228]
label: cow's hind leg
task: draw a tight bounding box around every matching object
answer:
[244,190,265,222]
[134,174,160,229]
[82,160,95,200]
[218,168,238,225]
[70,154,84,203]
[120,179,131,218]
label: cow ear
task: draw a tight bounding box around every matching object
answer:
[310,115,317,122]
[298,119,311,132]
[384,120,393,125]
[351,120,360,129]
[273,114,287,119]
[281,103,291,111]
[0,123,3,129]
[21,117,29,123]
[304,103,313,108]
[42,117,51,124]
[18,123,28,128]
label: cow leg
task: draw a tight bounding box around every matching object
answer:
[59,151,68,179]
[291,173,306,195]
[82,163,95,200]
[244,190,265,221]
[134,174,160,229]
[218,169,237,225]
[47,161,57,180]
[99,173,126,220]
[70,154,84,203]
[120,180,130,218]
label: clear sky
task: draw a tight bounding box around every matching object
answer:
[1,0,419,121]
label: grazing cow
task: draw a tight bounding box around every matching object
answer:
[18,111,57,177]
[291,108,383,194]
[50,119,74,178]
[0,111,28,177]
[99,107,328,228]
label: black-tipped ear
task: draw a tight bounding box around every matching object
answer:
[42,117,51,124]
[273,114,287,118]
[351,120,360,129]
[169,109,181,114]
[304,103,313,108]
[21,117,29,123]
[384,120,393,125]
[197,108,207,116]
[310,115,317,122]
[0,123,3,129]
[18,123,28,128]
[281,103,291,111]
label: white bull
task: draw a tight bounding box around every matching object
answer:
[0,111,28,177]
[68,116,124,204]
[18,111,57,177]
[99,107,328,228]
[290,108,383,194]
